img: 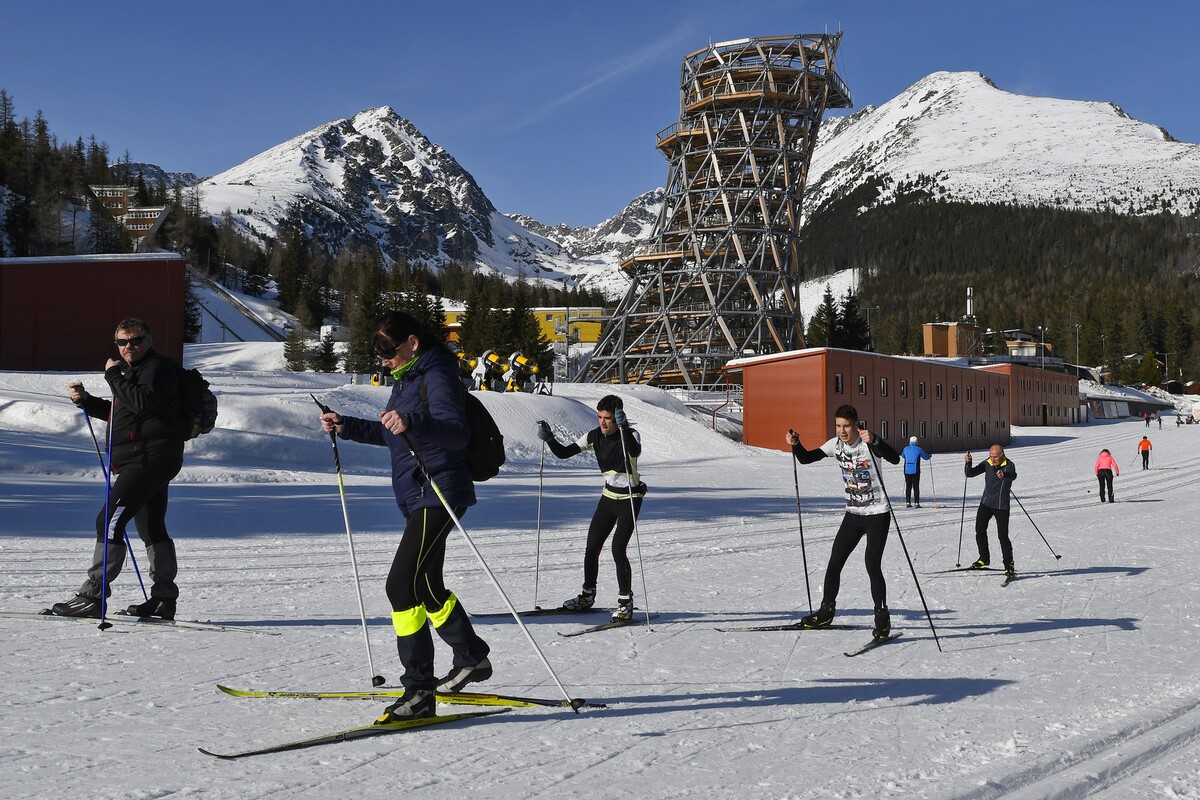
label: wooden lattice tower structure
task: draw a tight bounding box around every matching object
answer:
[584,34,850,389]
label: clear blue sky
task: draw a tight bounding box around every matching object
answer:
[3,0,1198,226]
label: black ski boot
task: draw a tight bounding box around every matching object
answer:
[562,588,596,611]
[437,657,493,693]
[872,606,891,641]
[800,600,835,628]
[377,688,435,723]
[47,595,101,618]
[125,597,175,620]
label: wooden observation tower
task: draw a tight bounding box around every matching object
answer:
[584,34,851,389]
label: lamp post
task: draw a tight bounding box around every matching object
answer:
[1038,325,1047,370]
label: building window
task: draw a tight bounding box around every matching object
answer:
[951,384,958,401]
[900,379,908,398]
[901,420,909,439]
[966,385,973,402]
[967,421,973,438]
[880,378,888,397]
[834,373,843,394]
[881,420,888,439]
[919,381,926,399]
[920,421,927,438]
[936,383,943,401]
[981,422,987,438]
[952,421,960,438]
[858,376,867,395]
[980,388,987,404]
[937,421,944,438]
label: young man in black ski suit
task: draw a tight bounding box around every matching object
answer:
[786,404,901,641]
[48,318,186,620]
[964,444,1018,577]
[536,394,646,622]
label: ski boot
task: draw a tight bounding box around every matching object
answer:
[611,594,634,622]
[437,658,493,693]
[872,606,891,641]
[46,595,101,618]
[562,588,596,611]
[968,558,990,570]
[125,597,175,620]
[800,600,836,628]
[377,688,435,723]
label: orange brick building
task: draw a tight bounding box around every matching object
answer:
[726,347,1077,454]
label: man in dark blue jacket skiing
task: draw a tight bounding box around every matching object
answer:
[965,444,1018,577]
[900,435,931,507]
[320,312,491,721]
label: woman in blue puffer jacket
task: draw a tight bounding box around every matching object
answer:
[320,312,490,721]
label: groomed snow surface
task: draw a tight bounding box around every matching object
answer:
[3,345,1199,799]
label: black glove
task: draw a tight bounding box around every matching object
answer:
[536,421,553,441]
[614,408,628,427]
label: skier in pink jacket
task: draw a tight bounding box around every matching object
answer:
[1094,448,1119,503]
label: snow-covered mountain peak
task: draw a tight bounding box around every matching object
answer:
[803,70,1200,221]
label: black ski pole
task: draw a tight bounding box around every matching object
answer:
[862,424,942,652]
[957,461,969,567]
[615,414,652,629]
[534,426,546,609]
[788,429,813,615]
[98,400,117,631]
[398,432,583,712]
[312,395,385,687]
[1008,489,1062,561]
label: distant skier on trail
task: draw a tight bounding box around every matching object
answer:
[1138,436,1153,470]
[319,311,492,722]
[900,435,931,508]
[786,404,901,641]
[964,444,1018,578]
[536,395,646,622]
[1094,448,1119,503]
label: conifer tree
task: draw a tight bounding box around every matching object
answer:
[806,284,840,348]
[284,327,309,372]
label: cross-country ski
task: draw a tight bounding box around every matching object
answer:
[844,633,903,657]
[215,684,604,709]
[198,710,510,759]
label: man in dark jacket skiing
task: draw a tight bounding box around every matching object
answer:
[536,395,646,623]
[47,318,186,620]
[786,404,901,641]
[965,444,1018,577]
[320,312,491,721]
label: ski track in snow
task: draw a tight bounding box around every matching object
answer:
[2,349,1199,799]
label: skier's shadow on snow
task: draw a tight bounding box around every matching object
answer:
[593,677,1017,720]
[933,615,1139,647]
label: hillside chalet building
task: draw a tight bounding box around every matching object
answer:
[89,185,171,252]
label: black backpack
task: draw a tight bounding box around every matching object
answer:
[420,380,505,482]
[177,365,218,440]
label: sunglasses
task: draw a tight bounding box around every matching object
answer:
[114,336,147,347]
[375,342,401,359]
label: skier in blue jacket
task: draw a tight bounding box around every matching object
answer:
[320,312,490,722]
[900,436,932,507]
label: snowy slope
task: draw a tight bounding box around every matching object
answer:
[2,345,1200,798]
[804,71,1200,223]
